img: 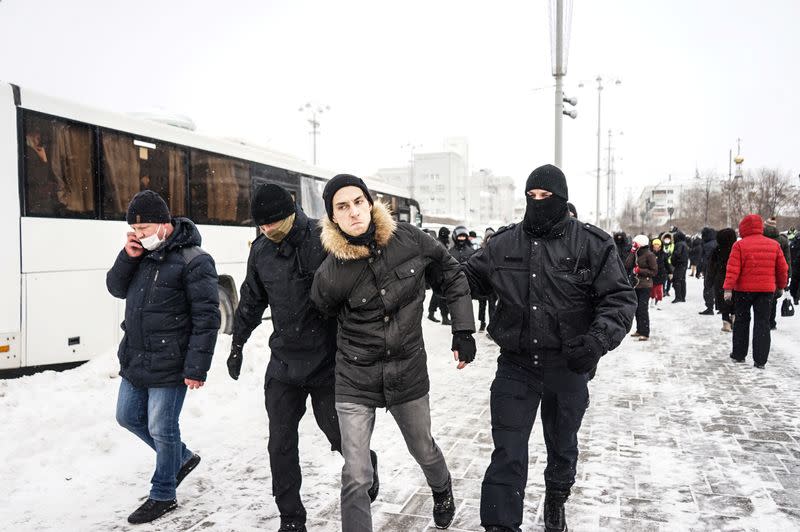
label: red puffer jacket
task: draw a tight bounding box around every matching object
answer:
[723,214,789,292]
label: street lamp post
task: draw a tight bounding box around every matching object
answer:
[298,102,330,165]
[581,76,620,228]
[548,0,575,167]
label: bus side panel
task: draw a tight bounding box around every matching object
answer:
[0,84,22,369]
[24,270,119,367]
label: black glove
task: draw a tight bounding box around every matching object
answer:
[562,334,605,374]
[227,343,243,380]
[451,332,476,364]
[775,289,784,298]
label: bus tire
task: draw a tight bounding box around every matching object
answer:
[218,286,234,335]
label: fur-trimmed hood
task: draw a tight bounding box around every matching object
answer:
[319,201,397,260]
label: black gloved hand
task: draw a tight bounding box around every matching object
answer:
[227,343,243,380]
[562,334,605,374]
[451,332,476,364]
[775,289,784,299]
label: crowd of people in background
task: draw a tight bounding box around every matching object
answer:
[611,213,794,369]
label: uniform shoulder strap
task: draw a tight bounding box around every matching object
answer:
[580,222,611,242]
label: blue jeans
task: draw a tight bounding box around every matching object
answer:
[116,378,193,501]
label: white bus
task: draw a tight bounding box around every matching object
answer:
[0,82,422,374]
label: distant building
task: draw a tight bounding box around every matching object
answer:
[375,140,517,228]
[638,182,684,227]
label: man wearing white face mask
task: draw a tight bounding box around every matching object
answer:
[107,190,220,525]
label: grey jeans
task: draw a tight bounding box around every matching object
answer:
[336,394,450,532]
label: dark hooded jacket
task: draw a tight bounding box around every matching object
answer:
[698,227,717,275]
[449,234,476,264]
[232,208,337,385]
[652,247,672,285]
[463,215,636,369]
[106,218,220,387]
[707,228,737,314]
[690,235,704,265]
[763,225,791,267]
[671,231,690,269]
[311,202,475,407]
[613,232,630,263]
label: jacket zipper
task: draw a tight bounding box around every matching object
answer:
[140,263,160,350]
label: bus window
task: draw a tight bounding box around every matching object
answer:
[101,130,187,219]
[23,114,94,217]
[300,176,326,219]
[189,151,250,225]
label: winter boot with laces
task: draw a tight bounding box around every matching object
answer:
[127,498,178,524]
[432,477,455,529]
[277,518,307,532]
[543,489,570,532]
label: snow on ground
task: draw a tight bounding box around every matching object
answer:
[2,277,800,531]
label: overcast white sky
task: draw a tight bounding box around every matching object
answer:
[2,0,798,219]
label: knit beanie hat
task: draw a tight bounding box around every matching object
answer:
[322,174,374,221]
[251,183,296,225]
[126,190,171,224]
[525,164,569,201]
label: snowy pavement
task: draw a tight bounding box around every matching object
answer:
[2,276,800,531]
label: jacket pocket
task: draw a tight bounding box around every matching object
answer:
[557,308,594,343]
[147,335,183,373]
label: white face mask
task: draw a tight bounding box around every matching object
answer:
[140,224,166,251]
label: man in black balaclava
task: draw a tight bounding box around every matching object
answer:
[463,164,636,532]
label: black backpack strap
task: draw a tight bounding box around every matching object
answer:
[178,245,209,265]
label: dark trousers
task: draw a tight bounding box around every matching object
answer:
[265,372,342,523]
[790,270,799,300]
[769,294,779,329]
[732,292,773,366]
[478,294,497,324]
[634,287,650,336]
[480,357,589,532]
[428,293,449,317]
[672,265,687,301]
[664,275,672,295]
[703,278,715,310]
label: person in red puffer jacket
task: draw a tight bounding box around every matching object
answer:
[723,214,789,368]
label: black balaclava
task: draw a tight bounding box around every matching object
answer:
[523,164,569,237]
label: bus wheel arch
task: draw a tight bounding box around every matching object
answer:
[218,276,238,335]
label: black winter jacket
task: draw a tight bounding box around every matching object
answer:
[690,236,703,264]
[463,216,636,369]
[311,202,474,407]
[671,232,690,268]
[232,209,337,385]
[106,218,220,387]
[707,228,737,314]
[652,248,672,285]
[449,240,476,264]
[698,228,717,274]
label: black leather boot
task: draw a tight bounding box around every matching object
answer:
[543,489,569,532]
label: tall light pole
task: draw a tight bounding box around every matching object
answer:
[548,0,575,167]
[605,129,622,228]
[582,76,620,226]
[298,102,330,165]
